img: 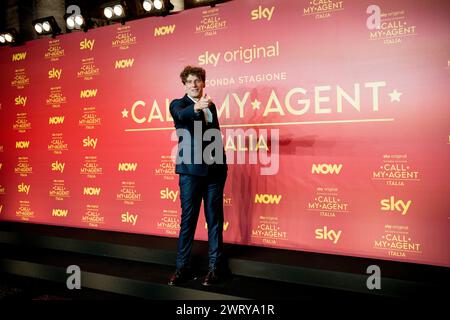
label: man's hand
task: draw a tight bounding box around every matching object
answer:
[194,93,212,111]
[201,94,212,107]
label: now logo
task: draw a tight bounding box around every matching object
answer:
[49,116,65,124]
[83,187,101,196]
[118,163,137,171]
[80,89,97,98]
[115,58,134,69]
[16,141,30,148]
[12,52,27,61]
[52,209,68,217]
[154,24,176,36]
[311,163,343,175]
[254,194,282,204]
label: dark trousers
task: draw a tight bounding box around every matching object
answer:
[176,171,227,270]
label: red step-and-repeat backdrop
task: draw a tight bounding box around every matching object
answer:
[0,0,449,267]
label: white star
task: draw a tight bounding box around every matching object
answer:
[121,108,129,118]
[389,89,402,102]
[251,99,261,110]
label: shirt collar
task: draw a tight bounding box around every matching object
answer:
[187,95,198,103]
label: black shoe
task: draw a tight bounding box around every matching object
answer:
[202,270,220,286]
[168,269,195,286]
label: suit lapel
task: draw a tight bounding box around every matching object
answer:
[182,94,193,107]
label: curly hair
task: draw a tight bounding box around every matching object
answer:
[179,65,206,84]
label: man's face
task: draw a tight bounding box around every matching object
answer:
[184,74,204,99]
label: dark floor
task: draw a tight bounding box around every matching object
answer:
[0,222,445,314]
[1,273,434,320]
[0,270,400,305]
[0,273,134,300]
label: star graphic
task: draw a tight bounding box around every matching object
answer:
[389,89,402,102]
[251,99,261,110]
[121,108,129,118]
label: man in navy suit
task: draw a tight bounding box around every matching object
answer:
[168,66,227,286]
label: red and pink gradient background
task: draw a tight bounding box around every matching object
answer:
[0,0,449,267]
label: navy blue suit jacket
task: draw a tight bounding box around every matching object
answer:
[169,94,227,176]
